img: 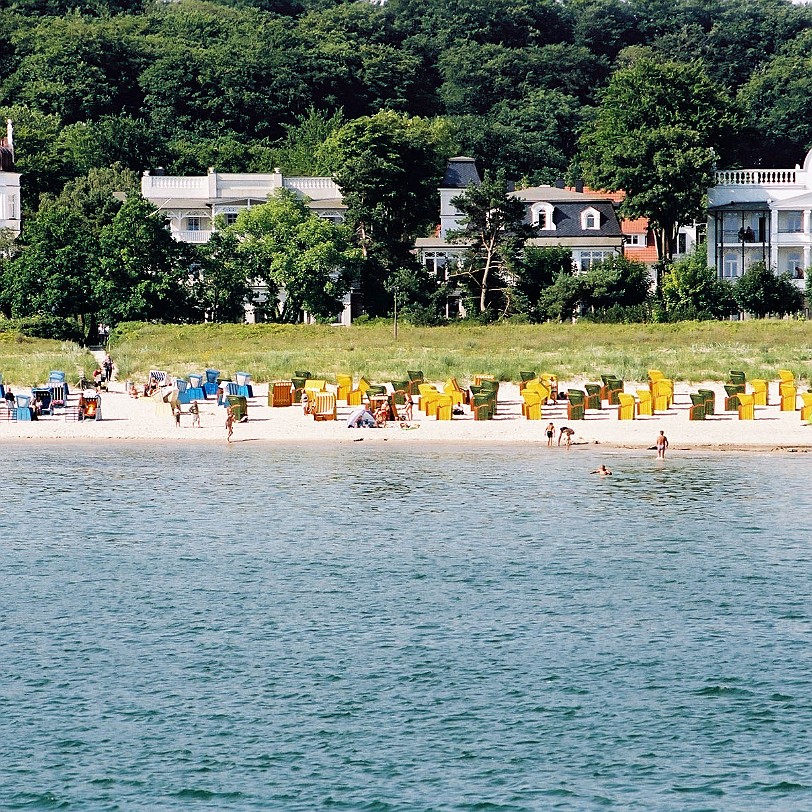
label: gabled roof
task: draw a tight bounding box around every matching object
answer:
[441,157,481,189]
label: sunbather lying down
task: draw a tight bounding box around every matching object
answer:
[399,422,420,430]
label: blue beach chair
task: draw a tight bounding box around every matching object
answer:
[219,381,239,406]
[204,369,220,398]
[15,394,32,421]
[235,371,253,398]
[187,374,205,401]
[176,379,192,405]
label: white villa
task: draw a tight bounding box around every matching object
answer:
[141,168,351,322]
[0,120,21,238]
[140,168,346,243]
[707,149,812,288]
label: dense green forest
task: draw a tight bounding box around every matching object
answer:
[1,0,811,332]
[3,0,812,206]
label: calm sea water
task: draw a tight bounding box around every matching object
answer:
[1,442,811,811]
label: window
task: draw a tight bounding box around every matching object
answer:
[530,202,555,230]
[784,250,803,277]
[581,207,600,230]
[224,212,238,226]
[779,211,803,233]
[626,234,646,247]
[722,252,739,278]
[187,217,201,232]
[579,250,613,271]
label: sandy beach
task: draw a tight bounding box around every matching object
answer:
[2,379,811,451]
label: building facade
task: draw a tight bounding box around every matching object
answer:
[141,169,346,243]
[141,168,352,323]
[707,149,812,288]
[0,120,21,238]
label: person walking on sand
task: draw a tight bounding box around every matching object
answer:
[656,430,669,459]
[558,426,574,447]
[189,401,200,428]
[173,405,181,428]
[546,422,555,447]
[225,405,234,442]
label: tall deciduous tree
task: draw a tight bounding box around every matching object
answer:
[3,204,99,336]
[96,195,194,324]
[447,170,534,315]
[229,189,359,323]
[193,229,251,323]
[320,111,450,314]
[579,57,737,261]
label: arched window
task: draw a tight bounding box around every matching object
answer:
[530,202,555,230]
[581,207,600,230]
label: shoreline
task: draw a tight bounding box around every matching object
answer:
[1,380,810,452]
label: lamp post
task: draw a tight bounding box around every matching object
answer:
[393,287,398,340]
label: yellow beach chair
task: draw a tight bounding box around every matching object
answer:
[435,394,454,420]
[617,392,636,420]
[636,389,653,416]
[521,390,542,420]
[417,383,440,416]
[737,392,755,420]
[750,379,769,407]
[336,374,353,403]
[800,392,812,421]
[780,381,797,411]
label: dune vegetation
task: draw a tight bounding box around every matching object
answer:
[100,320,812,387]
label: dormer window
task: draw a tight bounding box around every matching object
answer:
[581,207,600,230]
[530,202,555,230]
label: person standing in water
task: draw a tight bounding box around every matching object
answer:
[546,422,555,447]
[656,430,669,459]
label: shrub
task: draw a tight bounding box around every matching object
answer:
[0,315,83,342]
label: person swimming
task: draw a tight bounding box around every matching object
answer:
[591,464,612,476]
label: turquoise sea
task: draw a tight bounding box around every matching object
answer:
[1,442,811,811]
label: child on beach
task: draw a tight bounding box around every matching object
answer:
[402,393,413,421]
[189,401,200,428]
[546,422,555,447]
[173,405,181,428]
[225,405,234,442]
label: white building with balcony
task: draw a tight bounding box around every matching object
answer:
[141,168,353,323]
[0,120,21,238]
[141,169,346,244]
[707,149,812,288]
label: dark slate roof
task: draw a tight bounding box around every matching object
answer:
[542,201,622,237]
[441,157,481,189]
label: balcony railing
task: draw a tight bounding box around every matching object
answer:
[175,229,212,243]
[715,169,799,185]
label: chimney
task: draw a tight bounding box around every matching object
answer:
[574,179,584,193]
[555,177,565,189]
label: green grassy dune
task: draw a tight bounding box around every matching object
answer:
[1,321,810,388]
[109,321,812,386]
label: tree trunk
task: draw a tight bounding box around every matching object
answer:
[480,233,497,313]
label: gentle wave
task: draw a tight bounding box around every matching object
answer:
[1,444,811,810]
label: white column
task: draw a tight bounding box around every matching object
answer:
[770,209,780,269]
